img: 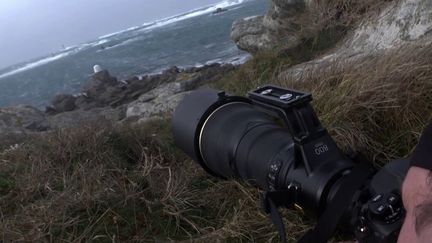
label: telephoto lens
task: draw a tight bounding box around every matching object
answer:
[172,88,356,214]
[173,89,293,189]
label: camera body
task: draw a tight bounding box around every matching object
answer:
[172,85,409,242]
[349,159,408,242]
[248,85,407,243]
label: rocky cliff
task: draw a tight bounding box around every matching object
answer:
[282,0,432,79]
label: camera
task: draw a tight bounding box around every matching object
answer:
[172,85,409,243]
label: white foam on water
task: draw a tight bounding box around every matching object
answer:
[228,54,251,65]
[97,37,141,52]
[98,25,143,39]
[205,58,223,65]
[97,0,246,40]
[83,38,110,49]
[0,51,74,80]
[91,39,109,46]
[99,30,128,39]
[0,38,113,79]
[139,0,246,32]
[243,15,259,21]
[0,0,248,79]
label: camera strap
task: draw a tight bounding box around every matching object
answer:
[297,165,373,243]
[262,190,294,243]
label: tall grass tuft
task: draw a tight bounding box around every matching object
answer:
[278,44,432,164]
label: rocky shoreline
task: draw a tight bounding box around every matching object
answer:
[0,63,236,135]
[1,0,432,136]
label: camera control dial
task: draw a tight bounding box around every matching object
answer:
[368,192,403,224]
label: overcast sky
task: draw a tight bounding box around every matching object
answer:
[0,0,222,69]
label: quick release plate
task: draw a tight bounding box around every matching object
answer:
[248,85,312,109]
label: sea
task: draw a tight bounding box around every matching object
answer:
[0,0,268,108]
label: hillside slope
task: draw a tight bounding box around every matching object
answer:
[1,0,432,242]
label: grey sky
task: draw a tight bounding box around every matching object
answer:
[0,0,222,69]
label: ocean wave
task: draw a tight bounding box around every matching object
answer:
[228,54,251,65]
[0,51,74,80]
[139,0,246,32]
[97,0,247,40]
[57,0,247,55]
[96,37,141,52]
[205,58,223,65]
[99,30,127,40]
[81,38,110,49]
[203,54,251,66]
[0,0,248,79]
[183,53,251,70]
[243,15,259,21]
[91,39,109,46]
[0,38,113,79]
[98,25,141,39]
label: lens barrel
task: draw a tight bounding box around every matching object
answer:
[199,101,295,189]
[173,88,409,242]
[172,89,294,189]
[173,89,355,213]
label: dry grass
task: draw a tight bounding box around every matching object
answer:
[299,0,392,34]
[214,51,294,95]
[277,43,432,164]
[0,120,310,242]
[275,0,394,58]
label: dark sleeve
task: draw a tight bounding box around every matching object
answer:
[411,122,432,170]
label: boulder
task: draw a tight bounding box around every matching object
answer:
[231,0,306,53]
[231,16,273,53]
[125,64,237,123]
[263,0,306,33]
[40,63,237,128]
[91,70,117,84]
[125,78,202,122]
[48,94,77,114]
[0,105,49,134]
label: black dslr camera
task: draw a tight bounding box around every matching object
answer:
[172,85,409,243]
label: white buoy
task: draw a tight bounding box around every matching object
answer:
[93,65,103,74]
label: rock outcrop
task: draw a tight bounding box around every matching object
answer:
[0,63,237,134]
[47,94,77,114]
[342,0,432,55]
[125,63,235,122]
[231,16,271,53]
[231,0,307,53]
[126,82,191,123]
[279,0,432,81]
[0,105,49,134]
